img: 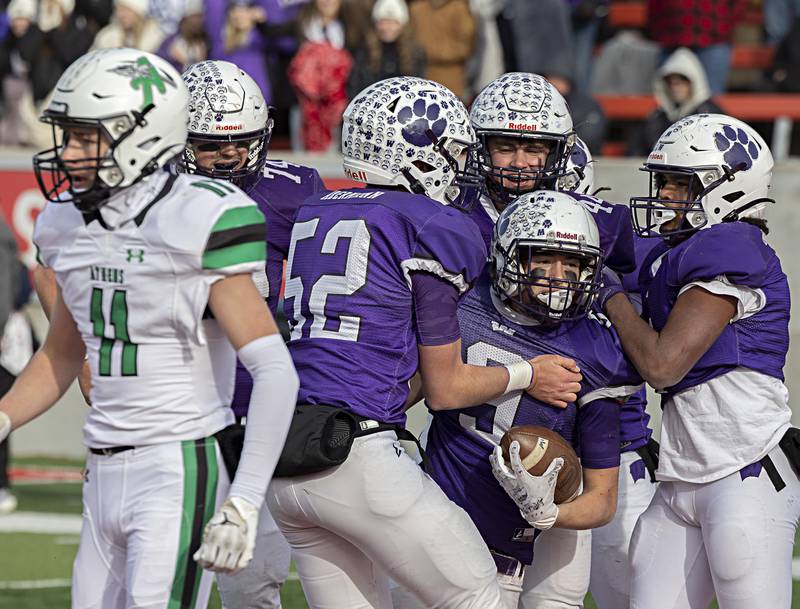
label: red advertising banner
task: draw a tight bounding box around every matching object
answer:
[0,169,46,267]
[0,165,356,268]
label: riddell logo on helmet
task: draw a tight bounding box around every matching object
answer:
[507,123,537,131]
[556,231,579,240]
[214,124,243,132]
[344,167,369,182]
[648,152,665,161]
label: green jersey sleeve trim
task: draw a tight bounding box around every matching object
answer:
[203,205,266,270]
[202,241,266,270]
[210,206,265,233]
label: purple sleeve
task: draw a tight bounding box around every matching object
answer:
[672,223,770,288]
[601,204,636,275]
[413,207,488,290]
[410,272,461,346]
[577,398,621,469]
[572,194,636,275]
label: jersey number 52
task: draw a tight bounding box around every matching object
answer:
[284,218,370,342]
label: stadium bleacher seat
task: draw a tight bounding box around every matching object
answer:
[596,94,800,159]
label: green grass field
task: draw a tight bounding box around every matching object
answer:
[1,457,797,609]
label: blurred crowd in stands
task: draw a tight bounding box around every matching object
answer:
[0,0,798,155]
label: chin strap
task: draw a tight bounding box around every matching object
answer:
[721,197,775,223]
[400,168,427,195]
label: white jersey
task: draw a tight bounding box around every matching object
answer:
[34,170,267,448]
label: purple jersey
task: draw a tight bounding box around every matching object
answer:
[243,160,327,314]
[285,188,487,425]
[641,222,790,397]
[231,161,326,417]
[468,194,635,274]
[426,276,641,564]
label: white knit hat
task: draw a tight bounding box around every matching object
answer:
[372,0,409,25]
[6,0,36,21]
[116,0,150,17]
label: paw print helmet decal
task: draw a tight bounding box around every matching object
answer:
[342,76,484,210]
[470,72,576,210]
[490,190,603,325]
[33,48,189,213]
[557,136,595,195]
[630,113,774,238]
[180,60,273,185]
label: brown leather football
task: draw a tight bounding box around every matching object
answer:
[500,425,582,504]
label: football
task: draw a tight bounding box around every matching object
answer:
[500,425,582,504]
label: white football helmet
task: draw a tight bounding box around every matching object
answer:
[490,190,603,324]
[33,48,188,212]
[341,76,483,209]
[630,113,774,237]
[470,73,576,207]
[557,136,595,195]
[181,60,273,184]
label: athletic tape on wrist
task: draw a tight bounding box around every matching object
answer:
[504,361,534,393]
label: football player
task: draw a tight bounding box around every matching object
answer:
[179,59,325,609]
[265,76,583,609]
[601,114,800,609]
[421,191,642,607]
[0,48,298,609]
[468,72,635,276]
[467,72,655,609]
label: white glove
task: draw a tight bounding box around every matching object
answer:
[193,496,259,575]
[490,441,562,530]
[0,412,10,443]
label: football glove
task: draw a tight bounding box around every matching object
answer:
[0,412,10,443]
[193,496,258,575]
[596,267,626,311]
[490,441,561,530]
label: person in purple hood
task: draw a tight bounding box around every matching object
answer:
[602,113,800,609]
[180,59,325,609]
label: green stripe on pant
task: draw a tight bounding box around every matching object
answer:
[168,438,219,609]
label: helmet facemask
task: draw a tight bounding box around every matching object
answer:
[33,105,161,213]
[399,129,486,212]
[491,239,603,325]
[479,131,574,210]
[630,164,744,239]
[182,120,273,187]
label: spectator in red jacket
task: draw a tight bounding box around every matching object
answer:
[647,0,748,95]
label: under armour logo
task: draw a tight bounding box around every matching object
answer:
[126,249,145,263]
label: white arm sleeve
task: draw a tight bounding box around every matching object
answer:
[228,334,298,506]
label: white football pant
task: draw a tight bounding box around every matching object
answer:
[630,443,800,609]
[217,501,291,609]
[589,450,657,609]
[72,439,228,609]
[267,431,505,609]
[518,527,591,609]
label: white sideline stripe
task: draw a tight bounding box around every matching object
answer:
[0,579,71,590]
[0,511,82,534]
